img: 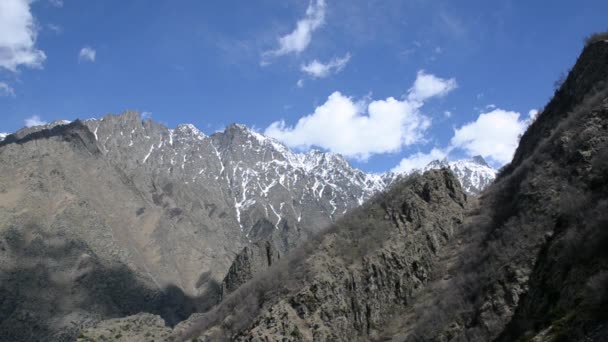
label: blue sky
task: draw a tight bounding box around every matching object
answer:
[1,0,607,172]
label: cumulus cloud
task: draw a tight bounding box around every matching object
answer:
[391,148,447,173]
[392,107,534,173]
[265,71,456,160]
[78,46,96,62]
[301,53,351,79]
[296,79,304,88]
[264,0,326,59]
[0,0,47,72]
[408,70,457,102]
[450,109,528,165]
[0,82,16,97]
[25,115,47,127]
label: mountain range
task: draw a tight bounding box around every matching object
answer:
[0,108,494,341]
[2,31,606,342]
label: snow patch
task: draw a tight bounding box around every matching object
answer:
[143,145,155,163]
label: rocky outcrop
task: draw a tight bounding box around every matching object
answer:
[417,155,496,194]
[174,169,467,341]
[221,240,280,299]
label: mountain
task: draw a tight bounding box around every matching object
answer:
[0,110,496,341]
[419,156,496,194]
[75,37,608,341]
[0,133,8,142]
[0,110,496,340]
[0,113,392,341]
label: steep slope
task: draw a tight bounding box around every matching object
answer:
[80,113,387,257]
[383,38,608,341]
[0,122,195,341]
[157,169,468,341]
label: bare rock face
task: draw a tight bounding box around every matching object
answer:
[171,169,467,341]
[221,240,280,298]
[236,169,467,341]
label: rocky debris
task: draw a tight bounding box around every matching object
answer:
[76,313,172,342]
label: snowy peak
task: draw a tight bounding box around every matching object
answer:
[471,155,490,167]
[0,133,7,142]
[176,123,206,140]
[422,156,497,194]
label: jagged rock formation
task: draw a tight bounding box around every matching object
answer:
[421,155,496,194]
[233,169,468,341]
[169,169,468,341]
[220,241,280,299]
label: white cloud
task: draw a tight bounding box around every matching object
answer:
[141,111,152,119]
[444,110,452,118]
[392,107,534,172]
[0,0,47,72]
[391,148,447,173]
[301,53,351,79]
[408,70,457,102]
[450,109,528,165]
[25,115,47,127]
[78,46,96,62]
[0,82,16,97]
[296,79,304,88]
[265,71,456,160]
[528,109,539,121]
[48,23,62,33]
[264,0,326,59]
[49,0,63,8]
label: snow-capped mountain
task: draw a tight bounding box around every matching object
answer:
[3,112,495,258]
[0,111,497,334]
[0,133,7,142]
[73,112,393,255]
[418,156,497,194]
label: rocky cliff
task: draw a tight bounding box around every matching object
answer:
[166,169,468,341]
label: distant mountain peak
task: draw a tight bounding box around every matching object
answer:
[411,156,496,194]
[470,155,490,167]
